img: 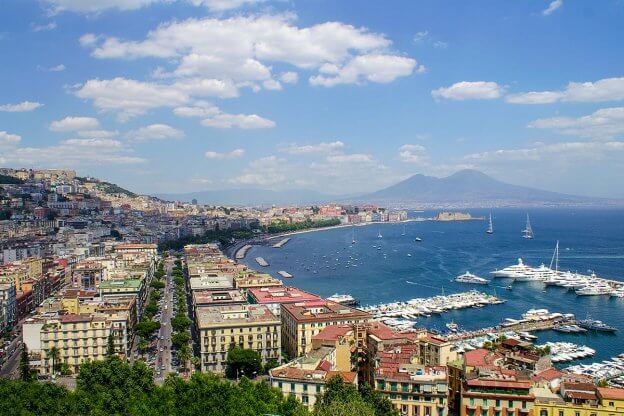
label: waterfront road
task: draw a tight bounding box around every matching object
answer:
[155,259,174,383]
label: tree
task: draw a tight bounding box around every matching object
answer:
[19,346,33,382]
[171,331,190,349]
[47,346,60,377]
[107,333,116,357]
[177,345,192,373]
[225,347,262,379]
[151,280,165,290]
[171,314,191,332]
[59,362,72,376]
[314,376,377,416]
[359,383,400,416]
[135,320,161,339]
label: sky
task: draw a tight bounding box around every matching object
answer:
[0,0,623,198]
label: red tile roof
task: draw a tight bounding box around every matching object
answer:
[597,387,624,400]
[464,348,504,368]
[533,367,564,382]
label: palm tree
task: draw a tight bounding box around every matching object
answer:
[177,345,191,374]
[47,346,60,377]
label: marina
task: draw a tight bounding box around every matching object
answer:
[255,257,269,267]
[272,238,291,248]
[235,244,252,260]
[238,209,624,364]
[537,342,596,363]
[277,270,293,278]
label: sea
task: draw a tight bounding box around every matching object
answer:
[239,208,624,366]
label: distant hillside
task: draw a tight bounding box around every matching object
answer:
[156,188,337,206]
[356,169,601,206]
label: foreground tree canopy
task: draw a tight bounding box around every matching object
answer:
[0,358,397,416]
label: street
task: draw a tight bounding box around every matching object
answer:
[154,259,174,383]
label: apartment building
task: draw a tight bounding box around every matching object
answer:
[374,344,449,416]
[196,304,281,373]
[281,300,371,357]
[247,286,321,317]
[461,377,534,416]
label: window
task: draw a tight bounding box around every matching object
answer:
[290,383,295,392]
[302,395,308,404]
[470,398,475,406]
[575,412,580,416]
[316,385,321,393]
[558,411,563,416]
[496,400,501,408]
[508,401,513,408]
[540,410,548,416]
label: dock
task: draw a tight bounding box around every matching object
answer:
[255,257,269,267]
[235,244,252,260]
[272,238,290,248]
[277,271,293,278]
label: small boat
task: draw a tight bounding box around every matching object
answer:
[377,230,383,238]
[446,322,459,332]
[327,293,359,306]
[401,224,406,236]
[415,237,422,242]
[505,285,513,290]
[486,213,493,234]
[522,213,534,239]
[455,271,489,285]
[407,253,412,257]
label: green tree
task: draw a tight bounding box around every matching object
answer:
[171,331,190,349]
[19,346,33,382]
[171,314,191,332]
[225,347,262,379]
[359,383,400,416]
[135,319,161,339]
[59,362,72,376]
[151,280,165,290]
[177,345,192,373]
[107,333,116,357]
[47,346,60,377]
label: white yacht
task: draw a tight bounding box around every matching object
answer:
[455,271,489,285]
[327,293,358,306]
[576,285,614,296]
[491,258,533,278]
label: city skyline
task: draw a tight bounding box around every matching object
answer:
[1,0,624,197]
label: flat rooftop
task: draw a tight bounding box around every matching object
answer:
[249,286,321,304]
[196,304,279,328]
[189,275,234,291]
[193,289,246,306]
[282,300,371,323]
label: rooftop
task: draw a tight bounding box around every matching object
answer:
[193,289,246,306]
[249,286,321,304]
[99,279,143,289]
[282,300,371,323]
[196,304,279,328]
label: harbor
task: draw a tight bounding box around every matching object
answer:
[235,244,252,260]
[237,209,624,365]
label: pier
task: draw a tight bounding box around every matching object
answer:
[255,257,269,267]
[235,244,252,260]
[277,271,293,278]
[447,316,573,342]
[272,238,291,248]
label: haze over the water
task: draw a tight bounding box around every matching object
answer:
[1,1,623,198]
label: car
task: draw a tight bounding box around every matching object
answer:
[161,365,166,370]
[159,347,164,352]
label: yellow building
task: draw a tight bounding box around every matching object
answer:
[533,385,624,416]
[196,304,281,373]
[24,313,121,376]
[281,300,371,358]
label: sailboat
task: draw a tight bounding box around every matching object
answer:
[486,213,493,235]
[522,214,534,239]
[351,228,356,245]
[401,224,406,236]
[549,240,559,273]
[377,230,383,238]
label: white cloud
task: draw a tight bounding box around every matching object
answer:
[413,31,429,43]
[201,113,275,129]
[432,81,504,101]
[32,22,57,32]
[50,116,100,132]
[543,0,563,16]
[126,124,185,141]
[49,64,66,72]
[0,101,44,112]
[0,131,22,145]
[528,107,624,140]
[76,129,119,139]
[326,153,373,163]
[507,77,624,104]
[204,148,245,159]
[188,0,267,12]
[399,144,428,164]
[309,54,416,87]
[173,101,220,118]
[44,0,160,13]
[280,72,299,84]
[230,156,288,186]
[464,141,624,164]
[74,78,189,120]
[83,14,415,90]
[0,137,145,167]
[79,33,100,47]
[281,141,345,155]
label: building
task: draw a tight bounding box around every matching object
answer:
[189,275,234,292]
[247,286,321,317]
[533,383,624,416]
[23,313,125,376]
[196,304,281,373]
[0,282,17,332]
[374,343,449,416]
[281,300,371,357]
[234,272,283,291]
[461,378,534,416]
[192,289,247,309]
[98,279,146,312]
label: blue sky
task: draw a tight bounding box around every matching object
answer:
[1,0,623,197]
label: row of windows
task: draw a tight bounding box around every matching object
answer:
[202,325,279,335]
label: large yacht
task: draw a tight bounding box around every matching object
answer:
[490,258,533,278]
[455,272,489,285]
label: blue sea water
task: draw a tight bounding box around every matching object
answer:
[240,208,624,365]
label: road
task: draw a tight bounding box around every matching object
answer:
[155,259,174,383]
[0,325,24,380]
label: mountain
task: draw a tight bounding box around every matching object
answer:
[155,188,337,206]
[356,169,601,206]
